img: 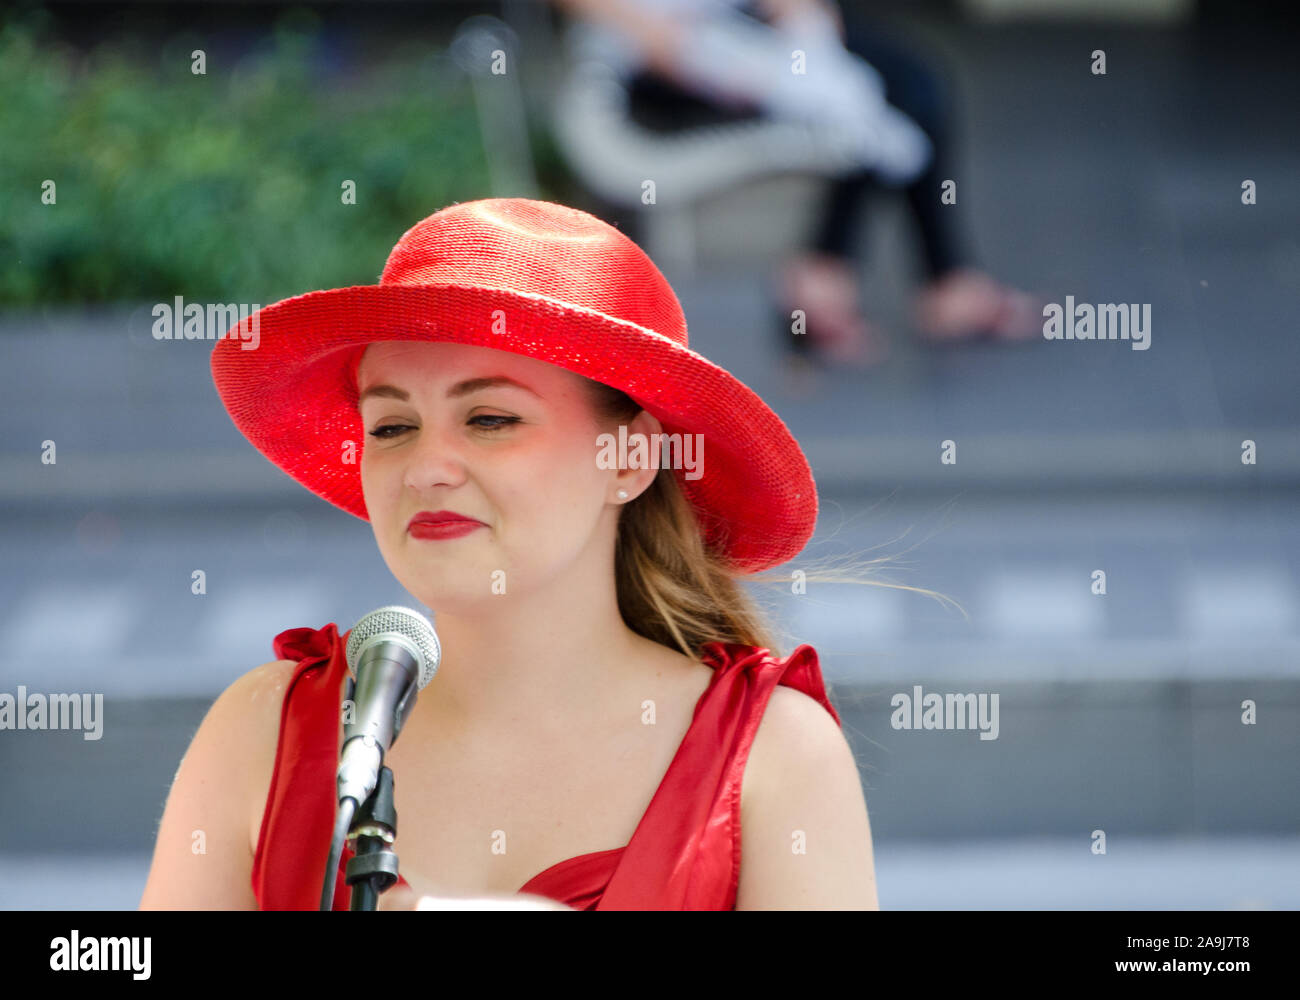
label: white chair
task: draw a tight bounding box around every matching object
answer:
[550,45,881,273]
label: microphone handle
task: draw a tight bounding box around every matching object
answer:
[337,642,420,805]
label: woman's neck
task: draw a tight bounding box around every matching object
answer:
[401,582,659,744]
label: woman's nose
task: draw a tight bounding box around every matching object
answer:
[401,423,469,492]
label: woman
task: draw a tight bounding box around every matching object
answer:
[138,198,878,911]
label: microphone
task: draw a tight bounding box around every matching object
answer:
[336,605,441,808]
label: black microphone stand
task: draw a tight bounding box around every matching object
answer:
[345,765,401,911]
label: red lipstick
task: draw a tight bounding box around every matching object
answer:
[407,510,484,541]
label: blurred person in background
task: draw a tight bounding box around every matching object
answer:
[551,0,1040,366]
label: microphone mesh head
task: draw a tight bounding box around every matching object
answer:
[345,605,440,688]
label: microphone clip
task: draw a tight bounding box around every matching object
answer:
[345,764,401,911]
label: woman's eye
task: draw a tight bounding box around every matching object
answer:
[368,424,413,439]
[469,415,520,432]
[367,416,519,439]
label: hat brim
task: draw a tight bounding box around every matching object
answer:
[210,282,817,574]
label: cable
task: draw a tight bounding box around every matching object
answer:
[320,796,357,912]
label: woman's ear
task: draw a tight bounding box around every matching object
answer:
[629,407,663,439]
[611,408,665,503]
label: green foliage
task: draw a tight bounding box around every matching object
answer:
[0,9,511,305]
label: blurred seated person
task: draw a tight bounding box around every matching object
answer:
[550,0,1040,366]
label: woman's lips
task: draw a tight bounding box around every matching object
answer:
[408,520,483,540]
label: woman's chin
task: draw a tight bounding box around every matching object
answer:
[400,587,498,618]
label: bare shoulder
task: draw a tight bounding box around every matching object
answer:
[232,659,310,847]
[745,685,852,797]
[736,684,877,910]
[230,657,302,718]
[139,656,306,909]
[197,657,301,845]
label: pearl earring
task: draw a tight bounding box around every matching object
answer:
[616,489,629,501]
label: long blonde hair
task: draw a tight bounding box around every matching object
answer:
[585,379,962,665]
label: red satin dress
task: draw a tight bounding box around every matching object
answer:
[251,623,841,911]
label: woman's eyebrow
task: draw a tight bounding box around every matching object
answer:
[358,375,540,406]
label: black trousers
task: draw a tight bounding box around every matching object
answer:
[624,7,969,279]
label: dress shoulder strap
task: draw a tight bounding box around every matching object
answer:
[251,624,349,910]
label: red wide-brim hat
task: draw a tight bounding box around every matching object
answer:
[210,197,817,574]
